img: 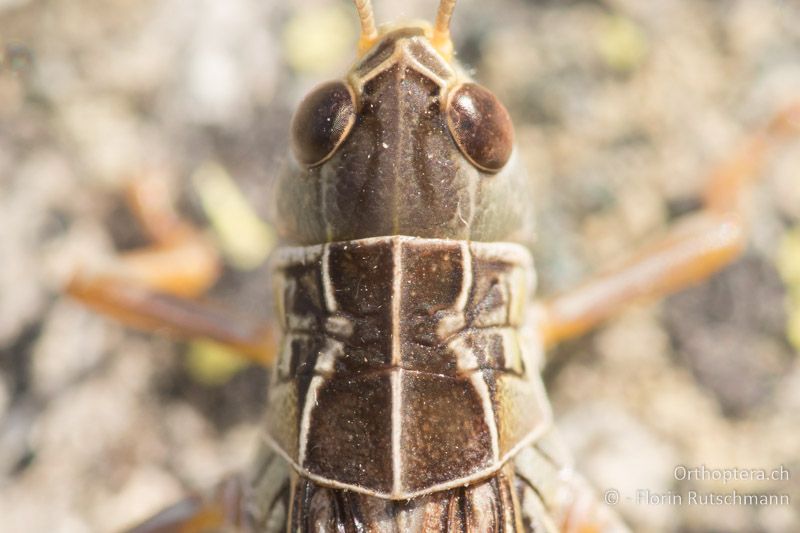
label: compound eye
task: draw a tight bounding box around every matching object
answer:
[447,83,514,173]
[291,81,356,167]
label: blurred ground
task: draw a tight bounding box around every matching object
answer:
[1,0,800,532]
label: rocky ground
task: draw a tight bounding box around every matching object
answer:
[1,0,799,531]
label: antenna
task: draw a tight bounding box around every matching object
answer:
[432,0,457,58]
[354,0,379,54]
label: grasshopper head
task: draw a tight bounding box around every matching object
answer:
[275,1,534,245]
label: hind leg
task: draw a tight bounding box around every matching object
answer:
[536,102,800,347]
[67,172,277,365]
[123,474,255,533]
[248,446,293,533]
[515,431,631,533]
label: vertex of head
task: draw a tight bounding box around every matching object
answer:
[353,0,457,61]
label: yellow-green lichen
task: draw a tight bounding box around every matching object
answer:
[597,14,649,73]
[193,162,276,271]
[777,227,800,351]
[186,340,250,386]
[283,5,355,74]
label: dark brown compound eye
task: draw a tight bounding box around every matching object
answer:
[446,83,515,173]
[291,81,356,167]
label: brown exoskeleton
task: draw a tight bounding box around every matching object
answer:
[67,1,800,531]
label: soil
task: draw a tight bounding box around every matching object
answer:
[1,0,799,532]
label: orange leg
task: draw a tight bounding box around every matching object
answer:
[537,102,800,347]
[555,474,630,533]
[124,474,254,533]
[67,172,276,366]
[553,474,629,533]
[115,172,222,298]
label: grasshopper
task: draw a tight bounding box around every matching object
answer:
[66,1,800,531]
